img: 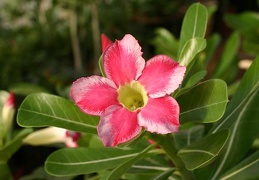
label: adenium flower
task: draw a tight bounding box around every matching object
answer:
[2,92,15,133]
[70,34,186,147]
[23,127,80,148]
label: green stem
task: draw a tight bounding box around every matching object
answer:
[151,134,194,180]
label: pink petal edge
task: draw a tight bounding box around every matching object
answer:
[138,55,186,98]
[138,96,180,134]
[70,76,118,116]
[101,34,113,53]
[97,105,142,147]
[103,34,145,86]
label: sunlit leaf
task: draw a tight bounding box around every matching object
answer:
[177,79,228,123]
[178,37,206,66]
[17,93,99,134]
[45,147,141,176]
[177,130,229,170]
[178,3,208,56]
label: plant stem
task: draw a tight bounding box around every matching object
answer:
[151,134,194,180]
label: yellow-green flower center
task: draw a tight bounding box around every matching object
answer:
[118,81,148,112]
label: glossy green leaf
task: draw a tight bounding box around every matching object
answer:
[178,3,208,56]
[17,93,99,134]
[219,150,259,180]
[177,130,229,170]
[178,37,206,66]
[9,83,50,96]
[212,32,240,78]
[101,144,155,180]
[0,128,32,162]
[174,125,205,149]
[45,147,141,176]
[177,79,228,123]
[208,57,259,179]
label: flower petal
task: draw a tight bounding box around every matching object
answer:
[23,127,67,145]
[97,105,142,146]
[138,96,180,134]
[101,34,113,53]
[70,76,118,116]
[103,34,145,86]
[138,55,186,98]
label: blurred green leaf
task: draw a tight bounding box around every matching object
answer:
[152,28,179,59]
[178,3,208,57]
[0,128,32,162]
[212,32,240,79]
[17,93,99,134]
[0,162,12,180]
[45,147,141,176]
[207,57,259,179]
[224,12,259,33]
[219,150,259,180]
[9,83,50,96]
[178,37,206,66]
[101,144,155,180]
[174,125,205,149]
[177,130,229,170]
[177,79,228,123]
[204,33,221,67]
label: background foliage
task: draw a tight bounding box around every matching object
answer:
[0,0,258,179]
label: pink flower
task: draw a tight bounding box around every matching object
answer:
[23,127,80,148]
[70,34,186,147]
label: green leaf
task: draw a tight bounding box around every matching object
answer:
[0,162,12,180]
[178,3,208,57]
[184,70,207,89]
[212,32,240,78]
[178,37,206,66]
[101,144,155,180]
[208,57,259,179]
[0,128,32,162]
[45,147,141,176]
[177,79,228,123]
[204,33,221,67]
[174,125,205,149]
[152,168,175,180]
[211,56,259,132]
[9,83,50,96]
[152,28,179,59]
[177,130,229,170]
[219,150,259,180]
[99,55,106,77]
[17,93,99,134]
